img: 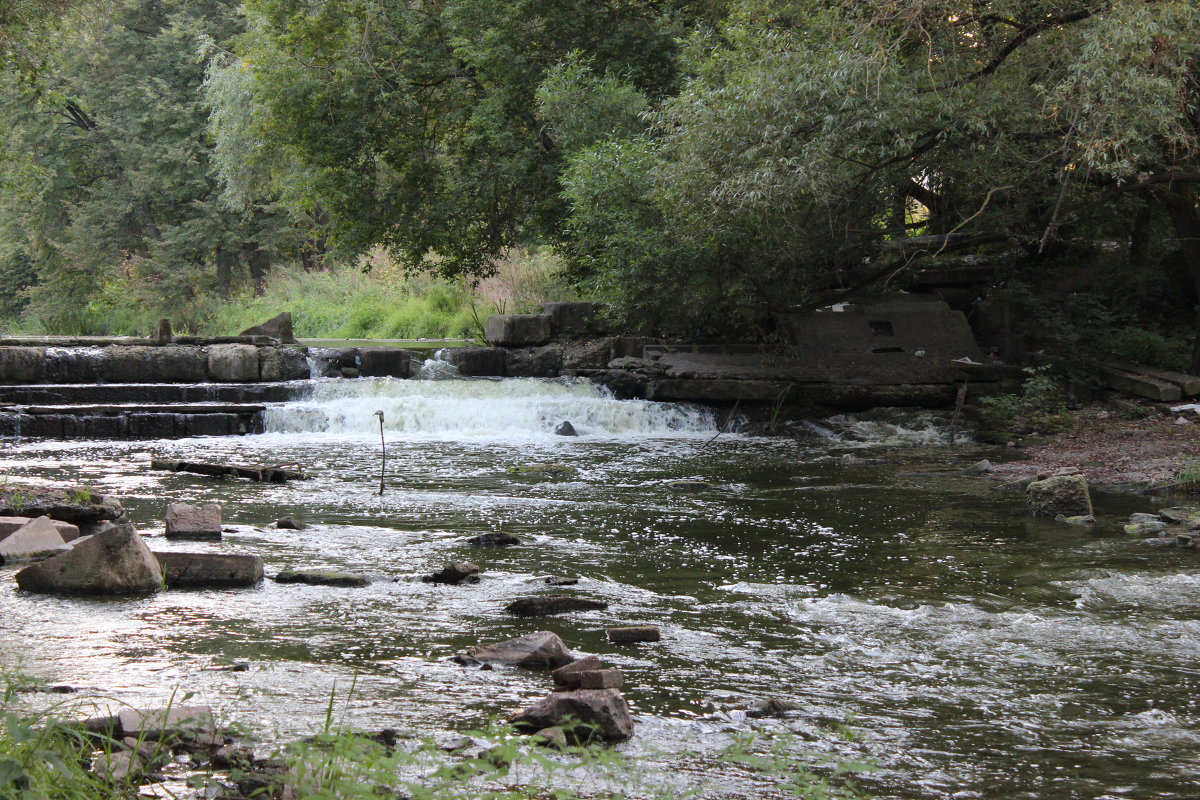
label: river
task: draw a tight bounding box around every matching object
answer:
[0,374,1196,799]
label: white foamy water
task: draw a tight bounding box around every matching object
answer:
[264,376,718,437]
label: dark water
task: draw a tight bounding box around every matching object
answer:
[1,377,1196,799]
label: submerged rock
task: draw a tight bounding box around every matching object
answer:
[467,532,521,546]
[275,570,368,587]
[1026,474,1093,519]
[454,630,574,668]
[506,463,577,478]
[746,697,804,718]
[15,526,162,595]
[504,595,608,616]
[275,516,309,530]
[422,562,481,585]
[510,688,634,743]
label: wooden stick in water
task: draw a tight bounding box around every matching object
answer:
[373,410,386,495]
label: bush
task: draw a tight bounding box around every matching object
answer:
[977,367,1073,434]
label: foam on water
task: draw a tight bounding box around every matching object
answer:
[263,376,718,437]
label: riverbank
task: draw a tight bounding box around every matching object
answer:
[986,399,1200,490]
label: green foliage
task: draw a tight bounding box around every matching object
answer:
[555,0,1200,336]
[217,0,696,277]
[207,265,486,340]
[977,368,1072,434]
[1175,463,1200,493]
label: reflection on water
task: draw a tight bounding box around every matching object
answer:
[0,377,1196,799]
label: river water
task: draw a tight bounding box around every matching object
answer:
[1,375,1197,799]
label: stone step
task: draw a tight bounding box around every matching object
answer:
[0,382,307,405]
[0,404,266,439]
[1099,366,1183,402]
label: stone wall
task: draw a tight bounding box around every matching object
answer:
[0,344,312,384]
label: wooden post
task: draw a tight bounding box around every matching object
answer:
[373,410,386,495]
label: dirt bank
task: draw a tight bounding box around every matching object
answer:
[988,401,1200,488]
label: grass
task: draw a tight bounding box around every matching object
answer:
[4,246,580,340]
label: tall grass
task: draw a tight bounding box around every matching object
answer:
[207,266,485,340]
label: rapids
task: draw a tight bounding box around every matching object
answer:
[0,374,1196,799]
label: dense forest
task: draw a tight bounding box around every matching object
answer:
[0,0,1198,371]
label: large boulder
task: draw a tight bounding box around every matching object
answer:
[155,552,263,588]
[485,314,551,347]
[207,344,260,382]
[359,347,410,378]
[0,347,45,383]
[240,312,296,343]
[165,503,222,539]
[0,516,66,563]
[506,345,562,378]
[15,525,163,595]
[444,347,507,377]
[510,688,634,743]
[453,631,574,668]
[259,346,311,381]
[1026,474,1093,518]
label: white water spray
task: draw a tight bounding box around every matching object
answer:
[264,377,718,437]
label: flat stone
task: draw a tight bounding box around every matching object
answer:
[0,516,66,562]
[0,516,79,542]
[576,669,624,690]
[154,552,264,588]
[606,625,660,643]
[117,705,215,741]
[551,656,604,688]
[15,526,162,595]
[504,595,608,616]
[454,630,574,668]
[274,570,368,587]
[510,688,633,743]
[165,503,222,539]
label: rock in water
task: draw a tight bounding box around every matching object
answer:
[422,562,481,585]
[0,516,66,563]
[275,517,308,530]
[239,312,296,343]
[606,625,660,643]
[16,526,162,595]
[467,532,521,546]
[554,421,578,437]
[274,570,368,587]
[1026,474,1093,519]
[154,552,264,588]
[454,631,573,668]
[510,689,634,743]
[551,656,604,687]
[165,503,222,540]
[504,595,608,616]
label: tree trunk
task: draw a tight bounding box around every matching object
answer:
[241,243,270,297]
[1156,189,1200,372]
[215,245,234,298]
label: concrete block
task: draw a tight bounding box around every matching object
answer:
[155,552,263,588]
[207,344,260,382]
[358,347,410,378]
[485,314,551,346]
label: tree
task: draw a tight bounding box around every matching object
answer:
[556,0,1200,354]
[0,0,307,333]
[216,0,702,279]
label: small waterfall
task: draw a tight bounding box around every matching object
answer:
[264,377,717,437]
[414,349,461,380]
